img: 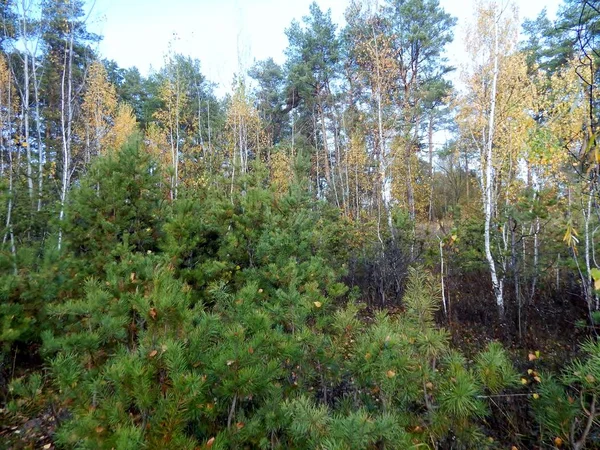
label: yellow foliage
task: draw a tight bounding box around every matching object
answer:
[270,150,293,195]
[226,80,266,173]
[344,132,373,211]
[145,122,171,188]
[81,61,118,159]
[0,54,19,129]
[104,103,137,153]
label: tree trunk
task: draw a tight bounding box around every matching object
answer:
[428,113,434,222]
[58,28,75,251]
[32,52,44,212]
[483,11,504,318]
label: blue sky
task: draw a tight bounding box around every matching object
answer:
[86,0,562,96]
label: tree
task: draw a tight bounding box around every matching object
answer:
[457,0,521,318]
[80,60,117,162]
[383,0,456,222]
[0,53,19,270]
[248,58,288,145]
[285,2,341,202]
[153,53,188,200]
[39,0,100,249]
[62,136,163,274]
[104,102,137,153]
[225,77,265,193]
[344,1,399,239]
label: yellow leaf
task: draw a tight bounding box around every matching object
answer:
[554,436,564,447]
[521,378,528,385]
[586,374,596,383]
[532,393,540,399]
[386,370,396,378]
[527,369,534,375]
[313,301,322,308]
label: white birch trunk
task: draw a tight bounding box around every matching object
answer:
[58,28,75,251]
[32,52,43,211]
[584,192,596,310]
[483,11,504,318]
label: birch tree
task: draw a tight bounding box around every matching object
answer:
[80,60,117,160]
[458,1,520,318]
[344,1,398,240]
[153,54,187,200]
[0,54,19,271]
[40,0,98,250]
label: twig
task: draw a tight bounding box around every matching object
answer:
[227,393,237,429]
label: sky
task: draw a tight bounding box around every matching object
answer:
[86,0,563,97]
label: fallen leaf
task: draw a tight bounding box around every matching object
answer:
[149,308,157,320]
[206,437,215,448]
[236,422,245,430]
[532,393,540,400]
[555,436,564,447]
[521,378,528,385]
[149,350,158,358]
[586,374,596,383]
[313,301,322,308]
[386,370,396,378]
[528,353,537,361]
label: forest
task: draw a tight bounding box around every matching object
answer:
[0,0,599,448]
